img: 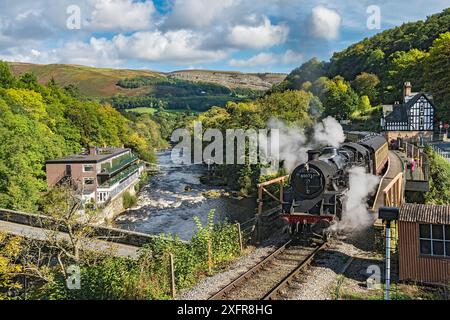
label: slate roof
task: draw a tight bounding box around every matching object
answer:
[384,93,435,123]
[46,148,130,164]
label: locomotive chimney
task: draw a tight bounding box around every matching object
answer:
[307,150,320,161]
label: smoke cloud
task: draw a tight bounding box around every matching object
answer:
[333,166,380,233]
[266,116,346,172]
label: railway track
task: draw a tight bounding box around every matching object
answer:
[208,239,328,300]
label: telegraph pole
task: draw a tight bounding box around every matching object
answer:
[378,207,399,301]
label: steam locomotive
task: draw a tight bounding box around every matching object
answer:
[281,132,388,239]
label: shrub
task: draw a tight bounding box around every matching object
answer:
[122,191,137,209]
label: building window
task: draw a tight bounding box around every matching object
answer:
[84,177,95,186]
[83,164,95,172]
[65,165,72,176]
[419,224,450,257]
[97,192,108,203]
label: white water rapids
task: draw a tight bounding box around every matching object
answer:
[115,151,255,240]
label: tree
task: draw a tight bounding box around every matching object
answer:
[425,32,450,123]
[0,61,15,88]
[352,73,380,104]
[320,77,360,120]
[386,48,429,102]
[284,58,327,90]
[259,90,313,126]
[0,233,22,300]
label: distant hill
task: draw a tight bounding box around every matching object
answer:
[8,62,164,98]
[169,70,286,91]
[8,62,286,98]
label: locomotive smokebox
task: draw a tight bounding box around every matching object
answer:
[307,150,320,161]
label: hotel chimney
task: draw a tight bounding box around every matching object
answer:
[89,146,97,156]
[403,82,412,102]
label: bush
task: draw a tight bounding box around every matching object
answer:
[30,210,242,300]
[122,191,137,209]
[424,147,450,204]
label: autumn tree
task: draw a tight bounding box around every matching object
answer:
[352,72,380,104]
[425,32,450,123]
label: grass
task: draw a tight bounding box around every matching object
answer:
[124,107,200,115]
[125,107,158,115]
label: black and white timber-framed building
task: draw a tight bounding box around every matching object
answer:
[381,82,436,142]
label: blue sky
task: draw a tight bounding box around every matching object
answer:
[0,0,448,73]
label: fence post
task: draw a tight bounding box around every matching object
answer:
[236,223,243,254]
[207,238,213,274]
[169,253,176,298]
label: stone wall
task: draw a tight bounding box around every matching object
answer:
[0,208,182,247]
[97,181,138,225]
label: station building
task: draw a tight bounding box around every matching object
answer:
[381,82,436,143]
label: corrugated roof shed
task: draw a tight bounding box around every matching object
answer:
[399,203,450,225]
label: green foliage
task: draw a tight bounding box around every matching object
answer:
[0,61,163,211]
[259,90,314,126]
[281,58,327,90]
[0,233,22,300]
[122,191,137,209]
[0,62,15,89]
[352,72,380,104]
[117,76,167,88]
[113,75,262,112]
[386,48,429,102]
[30,211,241,300]
[313,76,361,120]
[425,32,450,123]
[110,95,167,110]
[424,147,450,205]
[281,8,450,111]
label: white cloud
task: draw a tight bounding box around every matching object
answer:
[281,49,303,64]
[112,30,228,64]
[229,49,302,68]
[87,0,156,31]
[166,0,236,29]
[310,5,342,40]
[227,16,289,49]
[229,53,278,67]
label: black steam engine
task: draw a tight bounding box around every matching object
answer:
[281,133,388,239]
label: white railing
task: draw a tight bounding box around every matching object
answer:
[97,171,140,203]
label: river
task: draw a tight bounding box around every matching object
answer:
[115,150,256,240]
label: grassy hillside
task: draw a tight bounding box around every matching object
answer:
[8,62,286,112]
[9,62,164,98]
[9,62,285,97]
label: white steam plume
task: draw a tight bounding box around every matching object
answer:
[313,116,346,148]
[333,166,380,232]
[266,116,346,172]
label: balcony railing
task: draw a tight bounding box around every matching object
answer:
[99,154,139,175]
[100,164,140,188]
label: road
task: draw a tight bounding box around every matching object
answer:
[0,220,139,259]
